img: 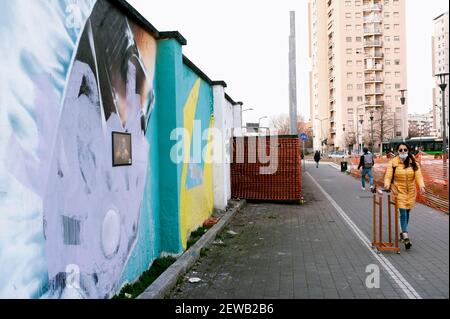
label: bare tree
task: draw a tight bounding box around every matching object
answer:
[271,114,313,149]
[370,106,396,152]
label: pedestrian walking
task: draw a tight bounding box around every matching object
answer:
[384,143,425,250]
[314,150,321,168]
[357,147,374,191]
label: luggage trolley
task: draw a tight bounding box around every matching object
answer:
[371,187,401,254]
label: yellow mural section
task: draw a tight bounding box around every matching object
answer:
[180,79,214,249]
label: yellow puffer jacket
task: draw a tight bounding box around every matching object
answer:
[384,156,425,210]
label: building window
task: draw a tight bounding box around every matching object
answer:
[356,37,362,43]
[348,96,353,102]
[385,36,391,42]
[357,72,363,78]
[385,48,391,54]
[346,48,353,54]
[395,72,400,77]
[346,37,352,42]
[394,36,400,41]
[386,83,392,89]
[386,59,391,65]
[384,0,390,5]
[347,84,353,90]
[357,84,363,90]
[348,108,354,114]
[357,96,363,102]
[393,0,399,6]
[394,59,400,65]
[395,83,401,89]
[384,12,390,18]
[347,60,353,66]
[385,24,390,30]
[347,72,353,78]
[394,12,400,18]
[345,1,351,6]
[356,60,362,66]
[346,25,352,31]
[394,24,400,30]
[346,12,352,18]
[355,0,361,6]
[355,13,361,18]
[394,48,400,53]
[355,24,361,30]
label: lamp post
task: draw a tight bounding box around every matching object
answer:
[399,89,407,141]
[258,116,268,134]
[315,116,328,155]
[342,124,346,154]
[358,114,364,153]
[435,73,449,156]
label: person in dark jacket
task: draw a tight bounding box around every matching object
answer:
[314,151,321,168]
[357,147,375,190]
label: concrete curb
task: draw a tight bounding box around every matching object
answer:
[137,200,246,299]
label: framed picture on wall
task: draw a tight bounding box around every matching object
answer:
[112,132,132,167]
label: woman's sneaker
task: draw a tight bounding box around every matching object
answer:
[399,233,404,243]
[404,238,412,250]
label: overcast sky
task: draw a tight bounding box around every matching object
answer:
[128,0,449,128]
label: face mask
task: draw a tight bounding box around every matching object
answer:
[399,153,408,160]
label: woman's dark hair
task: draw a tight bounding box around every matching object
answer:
[397,143,418,171]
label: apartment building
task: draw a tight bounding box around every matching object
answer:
[309,0,408,152]
[408,112,436,138]
[431,12,449,140]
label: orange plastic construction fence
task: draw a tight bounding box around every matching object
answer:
[349,154,449,213]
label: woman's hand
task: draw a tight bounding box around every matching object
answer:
[419,187,426,195]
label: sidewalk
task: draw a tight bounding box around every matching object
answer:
[168,163,449,299]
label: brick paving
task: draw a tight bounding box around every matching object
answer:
[169,163,449,299]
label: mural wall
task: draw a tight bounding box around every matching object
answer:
[178,72,215,250]
[0,0,221,299]
[0,0,159,299]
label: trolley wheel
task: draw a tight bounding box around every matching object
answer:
[396,251,401,255]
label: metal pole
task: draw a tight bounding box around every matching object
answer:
[371,117,374,153]
[302,140,306,170]
[289,11,298,135]
[441,85,447,155]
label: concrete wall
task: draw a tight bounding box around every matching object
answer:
[0,0,240,299]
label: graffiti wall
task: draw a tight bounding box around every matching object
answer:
[0,0,159,299]
[178,69,215,250]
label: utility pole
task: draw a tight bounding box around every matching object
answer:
[289,11,298,135]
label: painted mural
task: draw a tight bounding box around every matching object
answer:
[179,76,214,249]
[0,0,158,299]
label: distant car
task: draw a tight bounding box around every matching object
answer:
[328,151,346,159]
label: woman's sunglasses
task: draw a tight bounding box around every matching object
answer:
[398,148,408,153]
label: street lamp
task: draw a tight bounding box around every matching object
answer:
[358,114,364,153]
[258,116,268,134]
[315,116,328,154]
[398,89,407,141]
[435,73,449,155]
[366,108,375,152]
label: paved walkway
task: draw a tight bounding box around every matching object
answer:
[169,163,449,299]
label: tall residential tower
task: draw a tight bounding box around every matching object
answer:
[309,0,408,152]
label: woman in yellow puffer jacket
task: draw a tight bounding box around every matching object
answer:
[384,143,425,250]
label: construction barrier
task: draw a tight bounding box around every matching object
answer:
[231,136,302,201]
[350,154,449,213]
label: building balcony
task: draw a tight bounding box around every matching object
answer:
[365,52,383,59]
[330,117,335,123]
[365,101,385,108]
[364,16,381,23]
[365,75,384,82]
[363,4,382,12]
[365,89,385,95]
[364,64,384,72]
[363,40,383,47]
[364,28,382,35]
